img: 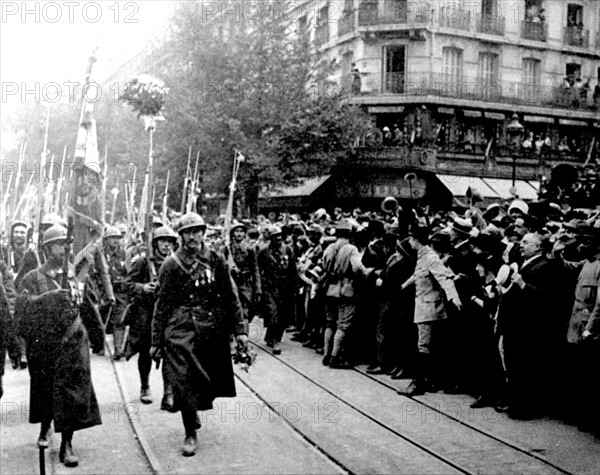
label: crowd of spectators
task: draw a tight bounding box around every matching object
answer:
[200,190,600,436]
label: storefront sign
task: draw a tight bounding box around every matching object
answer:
[484,112,505,120]
[524,115,554,123]
[368,106,405,113]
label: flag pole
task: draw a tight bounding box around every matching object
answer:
[36,106,50,260]
[162,169,170,224]
[181,146,192,213]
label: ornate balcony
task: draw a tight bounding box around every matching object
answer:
[564,26,589,48]
[315,22,329,47]
[476,14,505,36]
[438,10,471,31]
[359,7,407,26]
[521,21,547,42]
[338,10,355,37]
[373,73,599,112]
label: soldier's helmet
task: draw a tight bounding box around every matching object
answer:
[266,225,282,239]
[153,226,178,243]
[104,226,122,239]
[117,223,128,236]
[42,224,68,246]
[42,213,67,228]
[11,220,28,232]
[152,216,163,228]
[177,213,206,234]
[230,221,247,234]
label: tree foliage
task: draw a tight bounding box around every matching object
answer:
[3,0,373,221]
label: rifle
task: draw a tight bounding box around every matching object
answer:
[61,216,74,290]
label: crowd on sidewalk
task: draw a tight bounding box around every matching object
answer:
[3,192,600,464]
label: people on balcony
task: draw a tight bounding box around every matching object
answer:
[351,63,362,95]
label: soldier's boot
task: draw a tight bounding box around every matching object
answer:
[37,420,52,448]
[59,432,78,467]
[182,434,197,457]
[182,411,198,457]
[161,385,175,412]
[19,338,27,369]
[113,327,125,360]
[140,387,153,404]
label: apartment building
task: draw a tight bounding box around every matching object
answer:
[263,0,600,210]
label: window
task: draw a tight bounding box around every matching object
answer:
[479,53,499,99]
[522,58,540,85]
[481,0,499,20]
[298,15,307,32]
[318,4,329,24]
[383,0,407,22]
[479,53,498,85]
[443,47,463,83]
[521,58,540,101]
[566,63,581,81]
[567,4,583,26]
[383,45,406,93]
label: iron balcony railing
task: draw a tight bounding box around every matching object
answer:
[437,10,471,31]
[338,10,355,36]
[521,21,547,42]
[358,2,429,27]
[476,14,505,36]
[378,72,599,110]
[315,22,329,46]
[564,26,589,48]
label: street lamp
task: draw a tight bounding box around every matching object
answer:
[506,113,524,194]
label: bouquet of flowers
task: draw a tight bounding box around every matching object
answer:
[120,74,169,127]
[232,344,258,373]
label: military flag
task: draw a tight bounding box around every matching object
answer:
[66,51,104,255]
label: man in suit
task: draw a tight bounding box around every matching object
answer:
[496,232,562,419]
[397,225,462,396]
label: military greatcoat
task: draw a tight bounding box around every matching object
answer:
[17,264,102,432]
[152,245,246,412]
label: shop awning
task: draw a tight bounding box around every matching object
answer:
[435,175,501,199]
[436,174,539,200]
[481,178,539,201]
[260,175,331,198]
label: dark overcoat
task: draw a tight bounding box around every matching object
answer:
[123,255,162,359]
[496,255,564,409]
[152,246,245,412]
[17,265,101,432]
[257,243,297,328]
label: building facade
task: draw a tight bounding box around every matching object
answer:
[263,0,600,210]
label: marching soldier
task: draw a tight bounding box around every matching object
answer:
[3,220,29,277]
[74,228,115,355]
[258,226,298,355]
[124,226,178,409]
[223,222,262,325]
[16,224,102,467]
[102,226,130,360]
[0,259,19,398]
[15,213,67,289]
[150,213,247,457]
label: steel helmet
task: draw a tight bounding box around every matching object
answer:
[117,223,128,236]
[152,216,163,227]
[177,213,206,234]
[104,226,122,239]
[41,212,67,228]
[153,226,178,243]
[266,225,282,239]
[11,220,28,231]
[230,221,247,234]
[42,224,68,246]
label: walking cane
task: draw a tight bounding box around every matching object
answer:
[39,446,46,475]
